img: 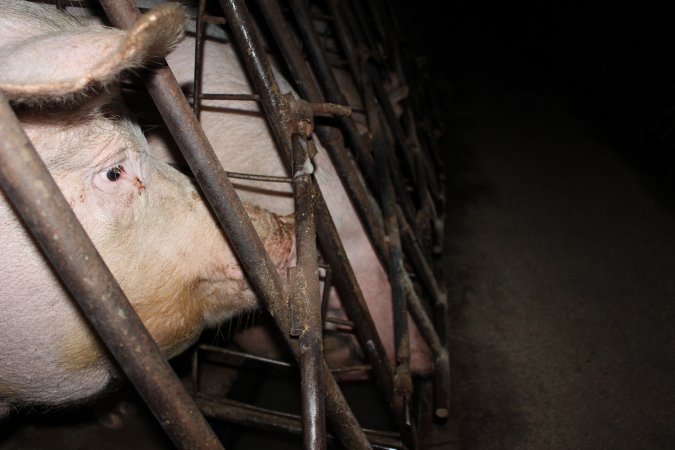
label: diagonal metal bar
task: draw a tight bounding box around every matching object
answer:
[255,0,388,266]
[252,0,404,423]
[0,93,224,450]
[217,1,388,448]
[286,0,376,187]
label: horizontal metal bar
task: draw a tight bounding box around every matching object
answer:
[200,93,260,101]
[224,171,292,183]
[196,395,405,449]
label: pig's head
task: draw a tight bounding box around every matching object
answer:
[0,2,294,371]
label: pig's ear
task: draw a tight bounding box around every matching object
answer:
[0,4,185,104]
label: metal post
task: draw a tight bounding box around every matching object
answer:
[0,93,224,450]
[290,133,326,450]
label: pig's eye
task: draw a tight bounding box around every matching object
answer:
[106,164,124,182]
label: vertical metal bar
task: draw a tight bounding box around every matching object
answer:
[288,0,376,184]
[266,8,414,429]
[333,0,419,237]
[365,68,417,449]
[291,134,326,450]
[324,0,363,89]
[398,207,448,346]
[347,0,379,55]
[254,0,388,282]
[193,0,207,119]
[402,273,450,421]
[0,94,224,450]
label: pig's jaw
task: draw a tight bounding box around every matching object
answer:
[196,277,259,327]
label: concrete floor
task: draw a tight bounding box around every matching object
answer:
[442,42,675,448]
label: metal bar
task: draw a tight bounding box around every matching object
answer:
[287,0,377,185]
[196,395,406,450]
[260,1,399,422]
[224,171,291,183]
[397,207,448,346]
[402,273,450,421]
[325,0,363,89]
[366,74,417,449]
[215,1,372,448]
[197,345,295,371]
[199,93,260,101]
[255,0,388,291]
[0,94,224,450]
[193,0,206,119]
[310,181,399,406]
[347,0,379,57]
[332,1,421,240]
[290,133,326,450]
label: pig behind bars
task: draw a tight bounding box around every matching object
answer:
[155,10,432,376]
[0,1,294,413]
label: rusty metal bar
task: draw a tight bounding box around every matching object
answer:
[347,0,380,58]
[366,74,417,449]
[216,1,374,448]
[397,207,448,346]
[325,0,363,89]
[290,133,326,450]
[329,0,451,433]
[332,0,420,243]
[198,93,260,101]
[196,395,405,449]
[402,273,450,421]
[287,0,376,184]
[255,0,388,290]
[193,0,206,119]
[0,94,224,450]
[260,1,400,425]
[224,171,292,183]
[337,0,416,182]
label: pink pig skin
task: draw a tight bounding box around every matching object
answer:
[0,1,294,411]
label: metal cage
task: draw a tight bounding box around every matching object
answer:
[0,0,449,448]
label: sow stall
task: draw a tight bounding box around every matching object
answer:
[0,0,449,448]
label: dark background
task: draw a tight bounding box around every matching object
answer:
[406,1,675,188]
[397,2,675,449]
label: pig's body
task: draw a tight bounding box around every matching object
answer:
[0,1,294,410]
[155,35,431,373]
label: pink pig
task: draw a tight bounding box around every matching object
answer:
[0,1,294,412]
[151,16,431,375]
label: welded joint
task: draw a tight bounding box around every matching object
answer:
[284,93,352,140]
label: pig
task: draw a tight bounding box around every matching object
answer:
[145,11,432,375]
[0,1,294,412]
